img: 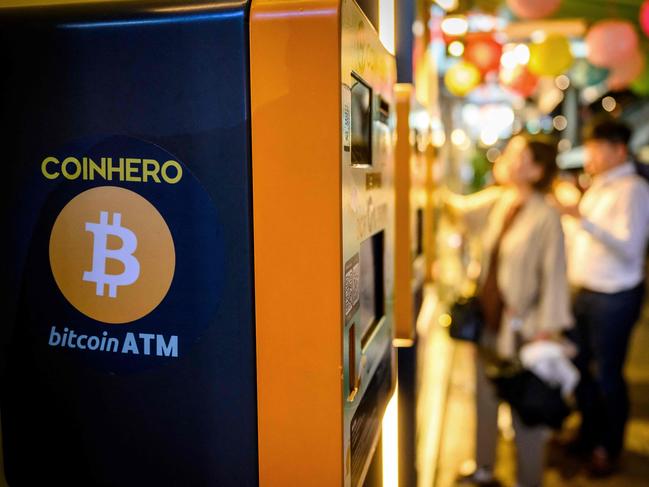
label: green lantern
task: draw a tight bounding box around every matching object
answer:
[631,61,649,96]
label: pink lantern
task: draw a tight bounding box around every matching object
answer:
[641,1,649,38]
[608,50,646,91]
[507,0,562,19]
[586,20,639,68]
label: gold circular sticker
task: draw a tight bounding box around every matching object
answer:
[49,186,176,324]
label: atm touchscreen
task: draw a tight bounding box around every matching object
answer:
[351,73,372,167]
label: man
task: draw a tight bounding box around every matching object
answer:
[557,119,649,475]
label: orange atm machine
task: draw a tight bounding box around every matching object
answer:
[251,0,396,485]
[392,82,432,486]
[394,83,429,343]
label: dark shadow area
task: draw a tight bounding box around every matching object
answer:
[630,382,649,421]
[547,426,649,485]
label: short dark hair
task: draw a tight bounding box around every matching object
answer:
[583,119,631,146]
[524,137,558,192]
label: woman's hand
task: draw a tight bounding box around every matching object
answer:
[438,188,462,224]
[506,307,559,341]
[505,308,523,330]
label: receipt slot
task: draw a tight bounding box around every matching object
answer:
[0,1,395,486]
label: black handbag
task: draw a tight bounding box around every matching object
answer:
[448,295,483,343]
[486,360,570,429]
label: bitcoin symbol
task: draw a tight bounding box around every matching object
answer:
[83,211,141,298]
[50,187,175,323]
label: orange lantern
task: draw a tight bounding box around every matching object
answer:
[465,35,503,75]
[500,64,539,98]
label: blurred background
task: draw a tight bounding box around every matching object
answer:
[400,1,649,486]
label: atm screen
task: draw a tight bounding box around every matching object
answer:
[359,231,385,346]
[351,73,372,166]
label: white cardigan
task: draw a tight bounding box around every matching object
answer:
[450,186,574,358]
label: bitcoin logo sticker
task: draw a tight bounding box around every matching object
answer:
[50,186,175,324]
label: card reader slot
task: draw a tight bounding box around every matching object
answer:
[378,96,389,124]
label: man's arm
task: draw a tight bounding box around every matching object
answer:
[579,183,649,261]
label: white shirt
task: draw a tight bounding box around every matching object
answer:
[568,163,649,293]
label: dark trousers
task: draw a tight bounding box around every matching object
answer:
[571,283,645,458]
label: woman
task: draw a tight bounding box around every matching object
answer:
[449,135,573,487]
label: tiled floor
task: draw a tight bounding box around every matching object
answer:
[435,305,649,487]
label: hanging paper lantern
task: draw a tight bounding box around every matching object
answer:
[641,1,649,38]
[528,35,574,76]
[608,49,646,91]
[569,60,609,88]
[630,60,649,96]
[500,64,539,98]
[507,0,562,20]
[465,36,502,75]
[444,61,481,97]
[586,20,639,68]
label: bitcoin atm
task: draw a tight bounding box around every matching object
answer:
[393,82,434,486]
[251,1,396,485]
[394,83,429,344]
[0,1,395,486]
